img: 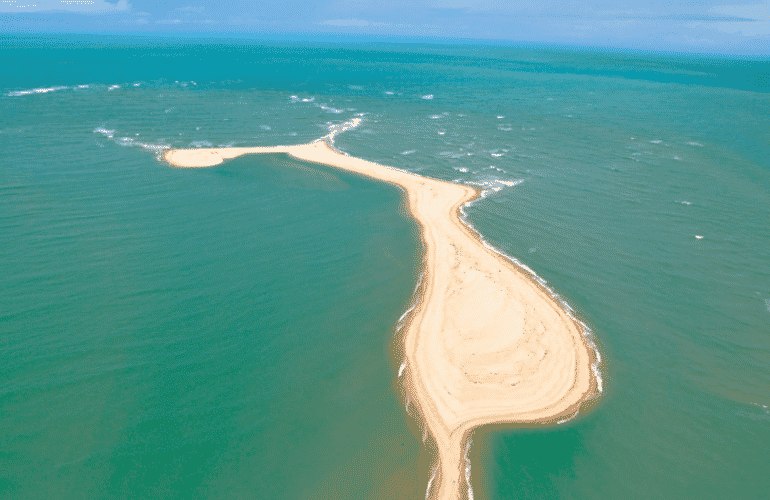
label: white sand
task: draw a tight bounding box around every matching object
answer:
[164,138,598,499]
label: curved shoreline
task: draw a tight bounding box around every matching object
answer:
[163,137,600,499]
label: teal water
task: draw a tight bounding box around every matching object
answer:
[1,36,769,498]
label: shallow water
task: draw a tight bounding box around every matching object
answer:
[1,36,769,498]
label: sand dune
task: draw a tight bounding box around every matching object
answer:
[164,138,599,499]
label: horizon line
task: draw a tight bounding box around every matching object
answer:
[2,30,769,59]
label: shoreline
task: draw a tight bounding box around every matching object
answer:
[163,135,600,499]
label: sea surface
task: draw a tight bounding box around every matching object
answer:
[1,35,769,498]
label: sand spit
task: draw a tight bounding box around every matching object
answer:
[163,138,598,499]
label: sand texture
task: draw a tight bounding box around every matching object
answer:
[163,137,599,499]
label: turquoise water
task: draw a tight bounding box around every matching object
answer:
[1,36,769,498]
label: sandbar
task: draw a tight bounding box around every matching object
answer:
[163,131,599,499]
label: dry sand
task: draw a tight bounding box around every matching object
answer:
[164,136,599,500]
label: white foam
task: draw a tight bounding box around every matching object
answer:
[467,178,524,197]
[318,103,343,114]
[490,152,504,157]
[93,127,115,139]
[401,150,416,155]
[557,409,580,425]
[498,126,513,132]
[464,438,474,500]
[496,115,505,119]
[695,234,704,240]
[259,125,272,131]
[686,141,704,147]
[649,139,663,144]
[397,304,416,327]
[421,94,434,100]
[424,466,438,500]
[678,200,692,206]
[454,167,469,173]
[437,130,446,136]
[398,361,407,378]
[96,128,170,159]
[429,114,443,120]
[289,95,315,103]
[107,84,121,91]
[75,84,90,90]
[7,85,67,97]
[384,91,395,95]
[190,140,213,148]
[395,271,424,334]
[324,116,363,144]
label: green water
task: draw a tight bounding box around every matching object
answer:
[1,36,769,498]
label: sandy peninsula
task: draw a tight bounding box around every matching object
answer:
[163,129,599,499]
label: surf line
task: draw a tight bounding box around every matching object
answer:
[162,123,601,500]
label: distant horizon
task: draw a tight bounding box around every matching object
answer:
[1,0,768,56]
[3,30,769,59]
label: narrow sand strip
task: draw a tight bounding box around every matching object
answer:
[164,137,598,499]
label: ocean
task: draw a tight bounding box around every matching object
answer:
[1,35,768,498]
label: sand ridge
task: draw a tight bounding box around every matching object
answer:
[163,137,599,500]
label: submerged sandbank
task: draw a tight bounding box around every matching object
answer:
[163,134,599,499]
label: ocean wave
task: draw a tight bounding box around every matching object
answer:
[421,94,434,100]
[189,140,213,148]
[424,466,438,500]
[464,438,475,500]
[7,86,67,97]
[395,271,423,333]
[6,81,152,97]
[289,95,315,103]
[467,178,524,197]
[115,136,169,155]
[93,127,115,139]
[318,103,343,114]
[324,115,364,144]
[686,141,704,147]
[93,127,169,159]
[557,413,578,425]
